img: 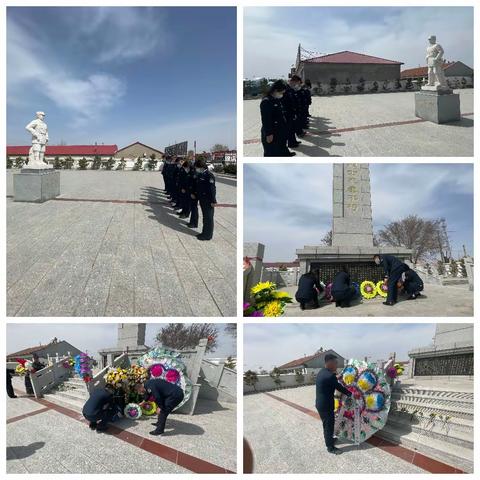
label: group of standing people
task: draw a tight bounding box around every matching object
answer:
[260,75,312,157]
[295,254,424,310]
[161,157,217,241]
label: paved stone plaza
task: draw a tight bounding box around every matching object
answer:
[244,387,425,474]
[7,379,236,474]
[6,171,236,317]
[244,90,473,156]
[281,284,473,317]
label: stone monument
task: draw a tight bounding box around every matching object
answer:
[13,111,60,202]
[408,323,473,378]
[296,164,411,284]
[98,323,149,369]
[414,36,461,124]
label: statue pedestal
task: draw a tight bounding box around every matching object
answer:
[13,169,60,203]
[415,89,460,124]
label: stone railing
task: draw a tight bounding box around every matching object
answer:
[244,372,316,394]
[200,358,236,402]
[30,356,71,398]
[87,352,130,394]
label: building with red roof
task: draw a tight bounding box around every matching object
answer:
[293,45,404,87]
[277,348,345,373]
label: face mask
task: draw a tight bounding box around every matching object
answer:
[293,84,301,91]
[374,258,381,265]
[273,92,284,99]
[196,168,203,174]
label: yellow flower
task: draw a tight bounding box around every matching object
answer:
[343,373,355,385]
[334,398,340,412]
[272,291,292,300]
[360,280,377,299]
[263,300,283,317]
[365,394,376,409]
[251,281,276,295]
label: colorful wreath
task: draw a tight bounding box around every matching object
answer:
[74,353,93,383]
[360,280,377,299]
[141,401,158,416]
[376,280,388,298]
[124,403,142,420]
[137,347,193,411]
[324,283,333,302]
[335,359,391,444]
[127,365,148,387]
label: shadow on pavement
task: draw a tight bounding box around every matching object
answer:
[161,419,205,436]
[141,186,198,237]
[7,442,45,460]
[449,117,474,128]
[194,398,231,414]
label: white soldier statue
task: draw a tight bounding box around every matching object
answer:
[25,111,53,169]
[424,35,448,90]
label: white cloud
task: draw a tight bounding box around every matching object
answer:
[70,7,167,64]
[7,15,126,124]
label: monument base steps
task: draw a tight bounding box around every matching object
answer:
[43,376,88,413]
[377,384,474,472]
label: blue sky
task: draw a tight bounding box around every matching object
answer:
[244,323,437,371]
[244,164,473,262]
[7,324,236,363]
[244,7,474,78]
[7,7,236,151]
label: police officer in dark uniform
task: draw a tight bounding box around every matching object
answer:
[289,75,306,138]
[171,158,182,208]
[295,269,321,310]
[402,268,424,300]
[7,368,17,398]
[140,378,184,436]
[331,265,356,308]
[82,384,119,432]
[177,160,191,218]
[305,79,313,118]
[195,158,216,241]
[260,80,291,157]
[316,354,352,454]
[161,156,171,194]
[374,254,410,306]
[282,76,303,151]
[187,162,199,228]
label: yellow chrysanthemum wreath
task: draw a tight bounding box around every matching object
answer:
[376,280,388,298]
[360,280,377,299]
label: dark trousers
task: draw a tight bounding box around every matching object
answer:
[317,409,335,449]
[84,408,114,425]
[155,409,170,433]
[387,266,409,303]
[25,376,34,395]
[332,286,356,307]
[180,191,191,215]
[189,199,199,227]
[200,200,214,240]
[7,377,15,398]
[261,129,288,157]
[296,294,319,310]
[405,280,424,295]
[286,118,297,147]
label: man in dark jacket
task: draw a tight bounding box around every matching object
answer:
[187,165,199,228]
[295,270,321,310]
[6,369,17,398]
[82,385,118,432]
[331,266,356,308]
[402,268,424,300]
[374,254,410,306]
[316,354,352,454]
[195,158,217,241]
[139,378,184,436]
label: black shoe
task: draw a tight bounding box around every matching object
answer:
[288,151,297,156]
[149,429,164,436]
[383,301,395,306]
[186,224,198,228]
[327,447,341,455]
[96,423,108,432]
[197,236,211,241]
[8,395,17,399]
[335,301,341,307]
[89,421,97,430]
[407,294,417,300]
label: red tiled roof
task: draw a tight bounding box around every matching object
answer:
[264,262,299,268]
[305,50,403,65]
[7,344,48,358]
[7,145,118,156]
[278,351,326,370]
[401,61,457,79]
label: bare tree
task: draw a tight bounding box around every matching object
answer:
[224,323,237,338]
[155,323,218,353]
[321,230,332,246]
[377,215,442,264]
[211,144,229,152]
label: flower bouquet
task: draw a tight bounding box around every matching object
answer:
[74,353,93,383]
[244,281,293,317]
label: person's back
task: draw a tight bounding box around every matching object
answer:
[145,378,183,405]
[315,368,335,412]
[82,388,112,417]
[382,254,404,274]
[296,273,317,299]
[332,271,350,294]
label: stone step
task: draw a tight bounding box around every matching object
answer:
[391,399,473,420]
[391,396,473,413]
[386,415,473,449]
[389,410,473,433]
[50,388,89,404]
[43,392,85,413]
[62,379,88,389]
[393,387,473,401]
[392,391,474,405]
[376,423,473,473]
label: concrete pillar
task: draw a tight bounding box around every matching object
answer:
[243,242,265,301]
[464,257,474,291]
